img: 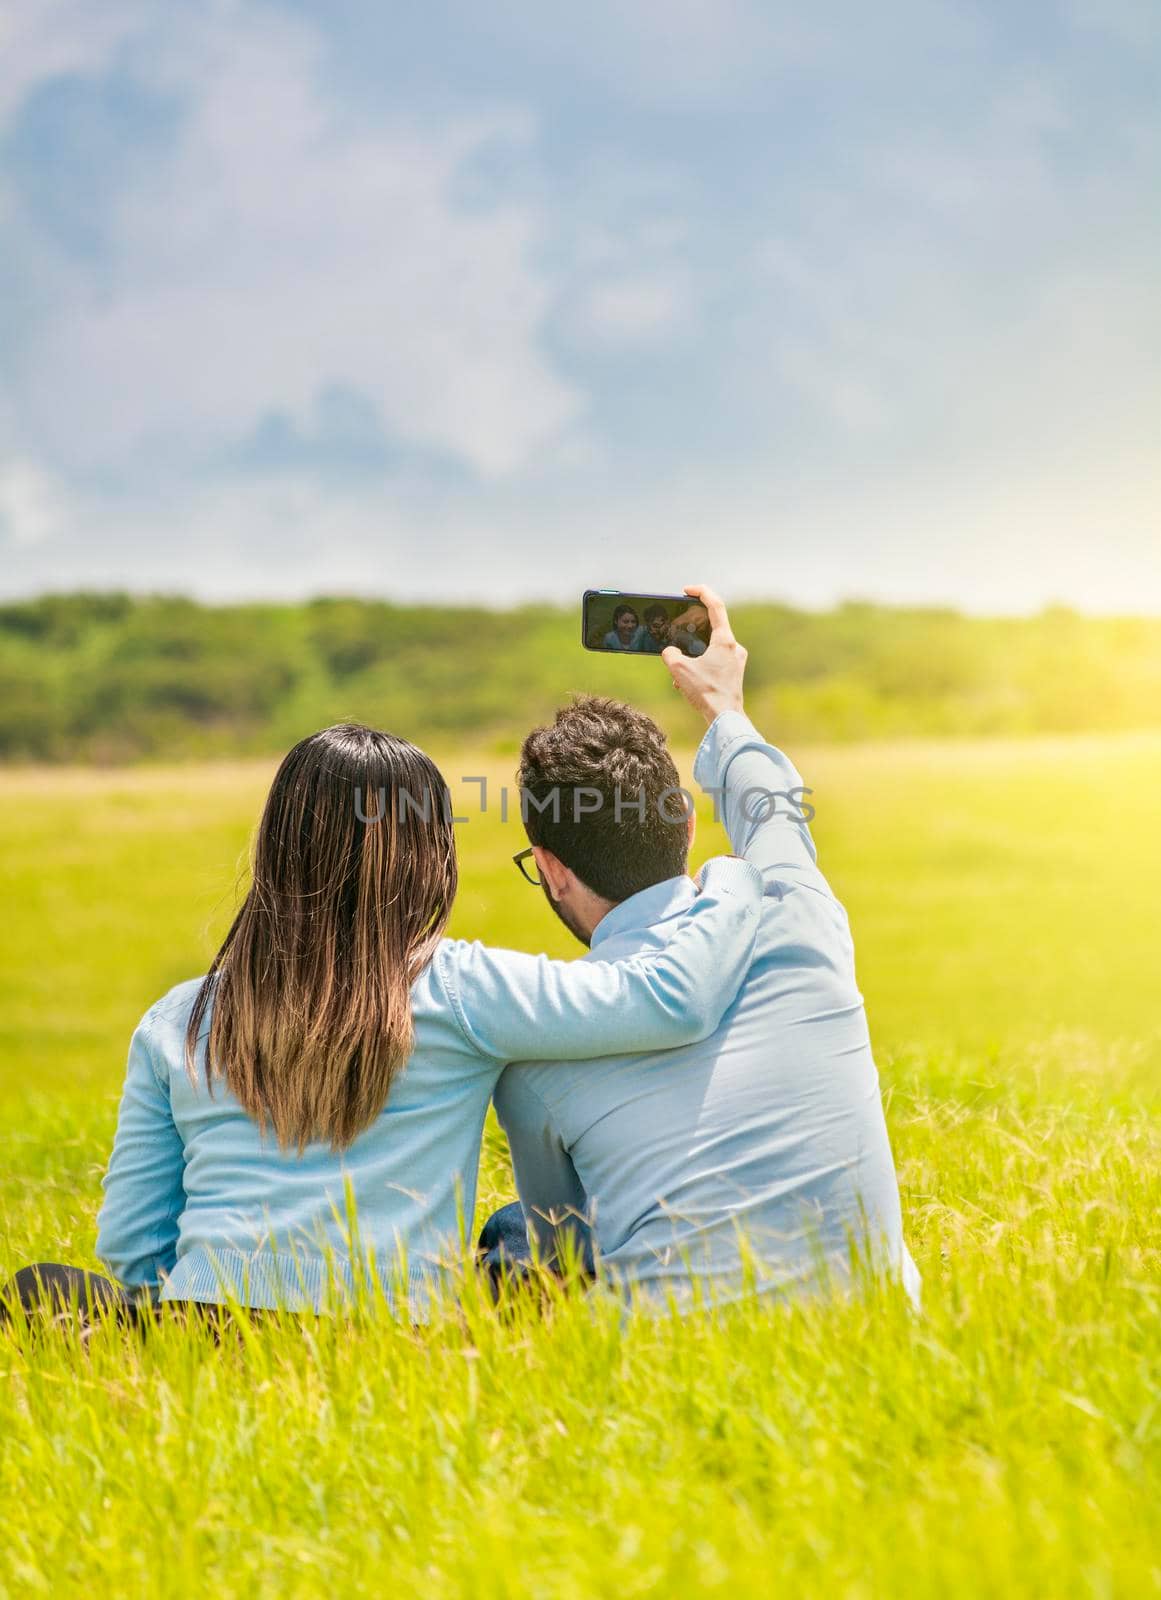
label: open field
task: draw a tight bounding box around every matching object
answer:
[1,733,1159,1596]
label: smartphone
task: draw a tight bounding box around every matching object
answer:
[582,589,711,657]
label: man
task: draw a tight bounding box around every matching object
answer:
[634,603,675,654]
[488,586,919,1308]
[634,601,709,657]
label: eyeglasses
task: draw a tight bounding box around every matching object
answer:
[513,847,541,886]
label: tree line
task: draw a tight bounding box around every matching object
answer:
[2,592,1159,761]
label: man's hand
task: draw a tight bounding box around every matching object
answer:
[661,585,747,724]
[667,603,709,638]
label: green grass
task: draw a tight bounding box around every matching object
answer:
[1,735,1159,1596]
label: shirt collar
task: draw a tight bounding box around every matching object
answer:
[590,874,697,950]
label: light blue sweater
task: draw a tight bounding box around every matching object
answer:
[95,857,760,1312]
[495,712,920,1309]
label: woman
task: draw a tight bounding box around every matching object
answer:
[3,724,759,1320]
[602,604,641,651]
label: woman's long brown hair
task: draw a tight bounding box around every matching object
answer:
[186,724,458,1150]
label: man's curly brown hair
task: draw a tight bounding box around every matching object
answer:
[518,696,689,903]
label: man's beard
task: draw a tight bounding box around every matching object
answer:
[540,878,592,948]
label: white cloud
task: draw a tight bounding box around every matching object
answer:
[3,421,1157,613]
[455,0,824,110]
[0,458,68,547]
[575,274,692,345]
[1,0,1158,613]
[6,2,580,480]
[775,343,891,432]
[0,0,150,127]
[1066,0,1158,48]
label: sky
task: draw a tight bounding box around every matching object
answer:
[0,0,1158,612]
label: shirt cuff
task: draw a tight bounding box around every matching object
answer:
[692,710,762,790]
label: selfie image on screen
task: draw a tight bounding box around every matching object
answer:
[583,593,711,657]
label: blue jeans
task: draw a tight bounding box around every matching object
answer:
[4,1219,589,1324]
[0,1264,233,1332]
[476,1201,595,1296]
[1,1263,141,1327]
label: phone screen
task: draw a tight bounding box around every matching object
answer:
[582,590,711,657]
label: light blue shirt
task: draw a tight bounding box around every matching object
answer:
[494,712,920,1309]
[94,857,760,1312]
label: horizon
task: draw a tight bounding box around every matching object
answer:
[3,584,1160,622]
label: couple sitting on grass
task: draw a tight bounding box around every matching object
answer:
[3,587,918,1326]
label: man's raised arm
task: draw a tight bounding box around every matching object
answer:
[662,585,819,879]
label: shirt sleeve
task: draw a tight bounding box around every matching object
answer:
[693,710,821,880]
[439,855,761,1064]
[95,1008,186,1291]
[492,1070,592,1265]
